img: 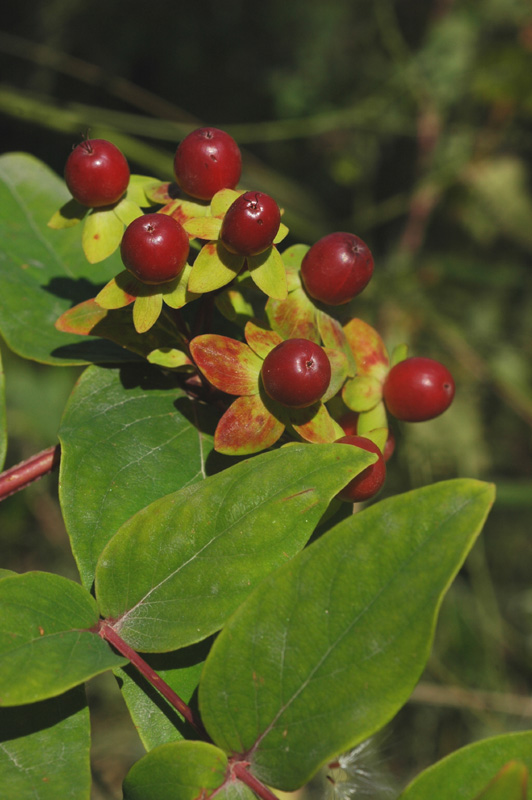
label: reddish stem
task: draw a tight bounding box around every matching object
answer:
[99,621,206,735]
[0,444,61,502]
[231,762,280,800]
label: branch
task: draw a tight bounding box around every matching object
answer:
[231,762,281,800]
[0,445,60,502]
[98,622,207,736]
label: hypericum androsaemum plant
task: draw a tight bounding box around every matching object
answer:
[0,127,525,800]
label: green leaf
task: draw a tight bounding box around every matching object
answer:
[210,188,242,217]
[125,174,161,207]
[322,347,349,404]
[214,393,285,455]
[390,342,409,367]
[190,334,262,395]
[474,761,527,800]
[95,270,139,309]
[0,572,126,705]
[146,348,193,369]
[95,442,376,652]
[81,206,124,264]
[58,363,216,589]
[356,401,388,434]
[161,264,201,309]
[199,479,495,791]
[290,401,344,444]
[0,348,6,470]
[133,292,163,333]
[0,153,127,365]
[247,246,288,300]
[318,311,357,376]
[0,687,91,799]
[113,197,144,227]
[123,740,228,800]
[399,732,532,800]
[183,216,222,240]
[188,242,244,294]
[47,198,88,229]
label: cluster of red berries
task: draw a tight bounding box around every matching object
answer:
[63,128,456,506]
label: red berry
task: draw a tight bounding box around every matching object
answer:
[221,191,281,256]
[383,357,455,422]
[173,127,242,201]
[261,339,331,409]
[335,435,386,502]
[64,139,130,208]
[120,213,190,285]
[301,232,374,306]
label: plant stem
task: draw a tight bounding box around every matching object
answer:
[231,762,280,800]
[0,445,60,502]
[99,622,206,736]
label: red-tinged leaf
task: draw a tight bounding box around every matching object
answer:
[318,310,357,376]
[55,299,109,335]
[244,320,282,359]
[160,197,209,229]
[247,246,288,300]
[133,293,163,333]
[95,271,139,309]
[47,198,88,229]
[322,347,349,403]
[183,216,222,240]
[210,188,243,217]
[342,374,383,412]
[215,394,285,455]
[290,402,344,444]
[343,318,389,379]
[266,287,319,342]
[188,242,244,294]
[82,207,124,264]
[190,334,262,395]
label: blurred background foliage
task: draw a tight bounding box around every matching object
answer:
[1,0,532,797]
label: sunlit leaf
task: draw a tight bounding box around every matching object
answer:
[47,198,88,229]
[95,270,139,309]
[188,242,244,294]
[244,320,282,359]
[266,287,319,342]
[290,401,344,444]
[133,292,163,333]
[82,206,124,264]
[214,393,284,455]
[183,217,222,240]
[343,318,389,379]
[247,246,288,300]
[190,334,262,395]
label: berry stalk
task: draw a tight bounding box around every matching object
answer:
[0,444,61,502]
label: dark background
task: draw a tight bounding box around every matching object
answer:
[1,1,532,797]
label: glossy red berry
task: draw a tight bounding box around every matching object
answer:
[261,339,331,408]
[335,435,386,502]
[221,191,281,256]
[173,127,242,201]
[301,232,374,306]
[64,139,130,208]
[383,357,455,422]
[120,213,190,285]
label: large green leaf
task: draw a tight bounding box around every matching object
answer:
[199,479,495,791]
[0,153,128,365]
[0,347,6,470]
[399,732,532,800]
[123,741,228,800]
[95,442,376,652]
[58,363,218,589]
[0,687,91,799]
[0,572,126,705]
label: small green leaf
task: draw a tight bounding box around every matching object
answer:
[399,732,532,800]
[0,688,91,799]
[199,479,495,791]
[290,401,344,444]
[161,264,200,309]
[273,221,289,245]
[357,401,388,434]
[146,348,193,369]
[113,197,144,227]
[183,216,222,240]
[95,270,139,309]
[215,287,255,324]
[322,348,349,404]
[133,292,163,333]
[95,443,376,652]
[123,741,228,800]
[47,198,88,229]
[126,174,161,206]
[210,188,242,217]
[390,342,409,367]
[82,207,125,264]
[188,241,244,294]
[244,320,282,359]
[342,374,383,412]
[214,393,284,455]
[0,572,126,705]
[318,310,357,376]
[247,246,288,300]
[190,334,262,395]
